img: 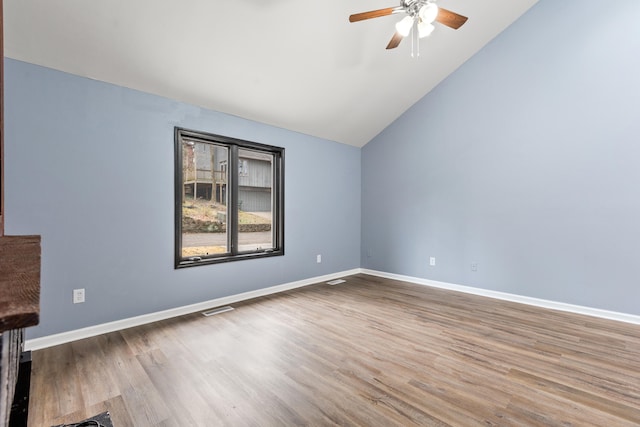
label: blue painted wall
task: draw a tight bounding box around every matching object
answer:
[4,59,361,338]
[362,0,640,315]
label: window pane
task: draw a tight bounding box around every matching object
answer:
[237,148,274,252]
[175,127,284,268]
[181,141,229,258]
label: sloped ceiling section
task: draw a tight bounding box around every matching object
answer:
[4,0,538,147]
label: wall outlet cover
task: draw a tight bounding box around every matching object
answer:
[73,288,85,304]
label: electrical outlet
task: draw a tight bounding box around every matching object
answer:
[429,257,436,266]
[471,262,478,272]
[317,254,322,263]
[73,288,85,304]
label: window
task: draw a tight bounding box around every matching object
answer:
[175,127,284,268]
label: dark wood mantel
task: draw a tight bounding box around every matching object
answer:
[0,236,41,333]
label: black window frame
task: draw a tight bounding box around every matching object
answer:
[174,127,284,268]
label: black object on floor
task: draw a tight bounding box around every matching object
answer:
[51,411,113,427]
[9,351,32,427]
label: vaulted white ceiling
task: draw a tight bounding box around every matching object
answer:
[4,0,538,147]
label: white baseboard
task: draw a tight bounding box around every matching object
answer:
[361,269,640,326]
[25,268,360,351]
[26,267,640,351]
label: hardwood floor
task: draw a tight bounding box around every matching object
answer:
[28,274,640,426]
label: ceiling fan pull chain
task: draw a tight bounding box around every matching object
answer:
[416,22,420,57]
[411,18,421,58]
[411,20,415,58]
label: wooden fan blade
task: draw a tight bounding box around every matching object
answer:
[386,31,404,50]
[349,7,399,23]
[436,7,468,30]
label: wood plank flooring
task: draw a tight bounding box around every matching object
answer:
[27,274,640,426]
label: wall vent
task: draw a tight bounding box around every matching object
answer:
[202,306,234,317]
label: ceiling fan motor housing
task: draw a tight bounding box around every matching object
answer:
[401,0,434,17]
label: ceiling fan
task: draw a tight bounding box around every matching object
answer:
[349,0,468,50]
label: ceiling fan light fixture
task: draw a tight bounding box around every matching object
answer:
[395,15,414,37]
[418,21,435,38]
[419,3,439,24]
